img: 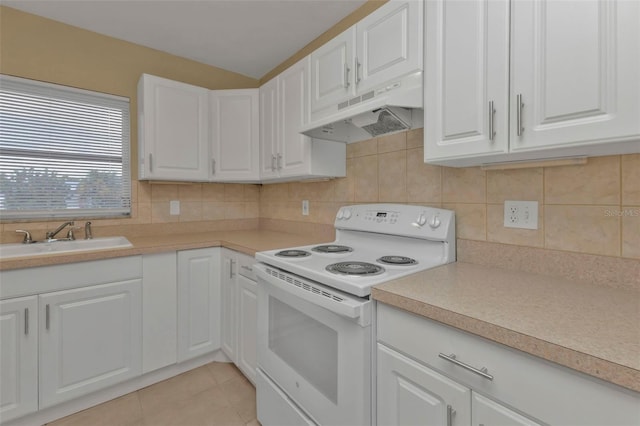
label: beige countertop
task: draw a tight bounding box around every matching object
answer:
[4,234,638,393]
[372,262,640,393]
[0,230,329,271]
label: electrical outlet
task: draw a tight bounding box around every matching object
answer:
[504,201,538,229]
[170,200,180,215]
[302,200,309,216]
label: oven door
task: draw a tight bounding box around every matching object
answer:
[255,263,372,426]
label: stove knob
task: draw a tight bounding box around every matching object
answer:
[428,214,441,229]
[343,209,352,220]
[412,213,427,228]
[336,209,344,220]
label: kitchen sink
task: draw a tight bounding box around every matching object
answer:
[0,236,133,259]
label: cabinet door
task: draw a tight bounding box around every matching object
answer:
[138,74,209,181]
[278,57,312,177]
[220,250,237,362]
[210,89,260,181]
[424,0,510,162]
[0,296,38,422]
[142,252,177,374]
[356,0,423,94]
[177,248,221,362]
[510,0,640,151]
[236,275,257,384]
[472,393,543,426]
[39,280,142,408]
[310,28,356,114]
[259,78,279,179]
[377,343,471,426]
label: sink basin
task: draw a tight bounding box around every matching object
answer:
[0,236,133,259]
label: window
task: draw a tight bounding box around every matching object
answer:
[0,75,131,220]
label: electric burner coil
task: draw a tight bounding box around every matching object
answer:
[275,249,311,258]
[312,245,354,253]
[377,256,418,265]
[326,261,385,276]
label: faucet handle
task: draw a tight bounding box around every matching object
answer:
[16,230,34,244]
[84,221,93,240]
[66,226,81,241]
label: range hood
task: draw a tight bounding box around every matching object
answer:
[301,71,423,143]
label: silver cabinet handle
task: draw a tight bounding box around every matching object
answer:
[438,353,494,381]
[277,153,282,170]
[230,259,236,279]
[488,101,496,141]
[24,308,29,335]
[447,404,456,426]
[355,58,362,85]
[241,265,253,272]
[45,304,50,330]
[149,153,153,173]
[271,154,276,172]
[344,63,351,89]
[211,159,216,175]
[516,94,524,136]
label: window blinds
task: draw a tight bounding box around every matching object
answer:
[0,75,131,220]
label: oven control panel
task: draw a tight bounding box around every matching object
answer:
[335,204,455,241]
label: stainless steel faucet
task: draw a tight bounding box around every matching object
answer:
[46,221,75,241]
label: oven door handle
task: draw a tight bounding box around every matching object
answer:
[255,264,370,325]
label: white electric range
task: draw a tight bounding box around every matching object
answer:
[254,203,456,426]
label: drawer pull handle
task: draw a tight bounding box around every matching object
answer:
[241,265,253,272]
[438,353,493,381]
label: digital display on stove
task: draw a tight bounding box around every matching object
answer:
[376,212,387,217]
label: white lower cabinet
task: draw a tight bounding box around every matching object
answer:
[39,280,142,408]
[221,249,237,362]
[377,303,640,426]
[142,252,177,373]
[0,296,38,422]
[177,248,221,362]
[377,343,471,426]
[220,248,258,384]
[472,393,540,426]
[236,260,257,384]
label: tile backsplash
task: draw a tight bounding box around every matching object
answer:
[1,127,638,260]
[260,128,639,260]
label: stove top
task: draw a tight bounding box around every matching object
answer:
[256,204,456,297]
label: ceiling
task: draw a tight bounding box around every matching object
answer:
[3,0,368,80]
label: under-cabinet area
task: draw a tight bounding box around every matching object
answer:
[0,247,257,426]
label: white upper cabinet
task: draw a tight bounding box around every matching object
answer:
[259,77,280,180]
[425,0,640,166]
[138,74,210,181]
[510,0,640,152]
[210,89,260,182]
[138,75,259,182]
[310,0,423,121]
[310,29,356,114]
[260,57,346,182]
[355,0,423,94]
[278,58,312,178]
[424,0,510,160]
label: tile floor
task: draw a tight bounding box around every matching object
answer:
[46,362,258,426]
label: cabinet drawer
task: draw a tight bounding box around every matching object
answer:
[377,303,640,426]
[237,253,257,281]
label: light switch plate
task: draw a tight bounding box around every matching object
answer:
[504,201,538,229]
